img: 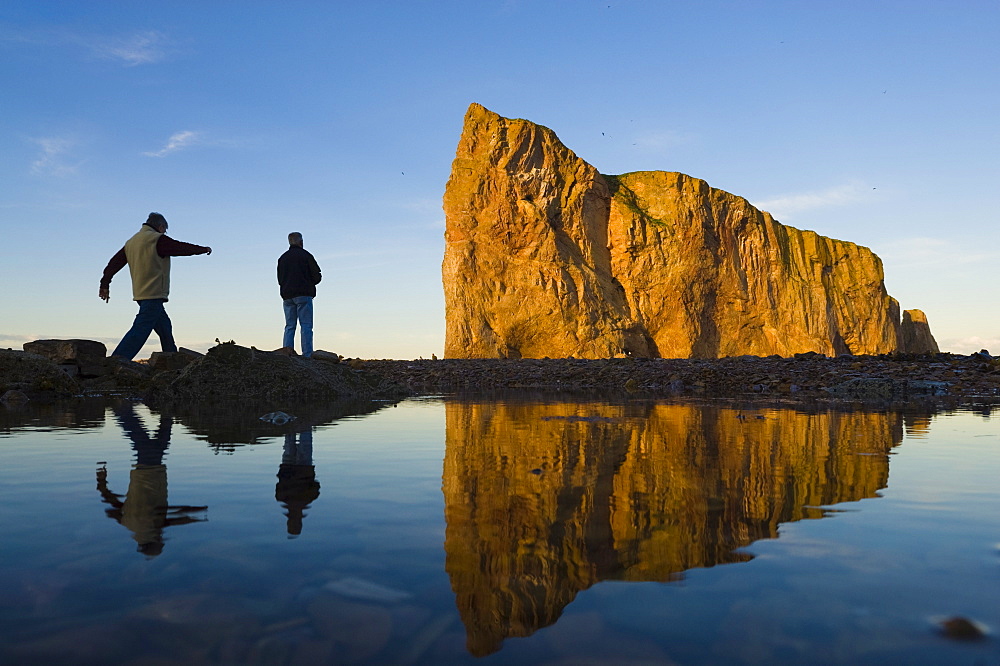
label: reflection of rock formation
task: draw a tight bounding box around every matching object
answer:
[443,401,904,656]
[0,397,107,432]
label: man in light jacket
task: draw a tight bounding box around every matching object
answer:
[99,212,212,360]
[277,232,322,358]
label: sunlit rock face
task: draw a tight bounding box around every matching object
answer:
[442,401,903,656]
[443,103,936,358]
[899,309,940,354]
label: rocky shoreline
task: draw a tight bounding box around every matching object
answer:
[3,339,999,408]
[362,351,1000,406]
[0,340,407,404]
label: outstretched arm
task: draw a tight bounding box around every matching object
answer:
[96,465,125,510]
[99,248,127,302]
[157,235,212,257]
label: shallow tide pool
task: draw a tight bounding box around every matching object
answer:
[1,397,998,664]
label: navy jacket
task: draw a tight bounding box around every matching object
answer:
[277,246,322,300]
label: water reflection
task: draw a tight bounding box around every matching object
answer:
[96,403,207,557]
[0,397,107,435]
[443,401,903,656]
[154,398,387,452]
[275,429,320,536]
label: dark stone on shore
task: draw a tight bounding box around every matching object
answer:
[23,339,107,364]
[148,350,201,373]
[23,339,110,378]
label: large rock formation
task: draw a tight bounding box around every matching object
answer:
[443,103,936,359]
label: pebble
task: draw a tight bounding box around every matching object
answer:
[937,615,988,641]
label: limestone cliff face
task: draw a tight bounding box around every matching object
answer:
[443,103,936,358]
[442,401,903,655]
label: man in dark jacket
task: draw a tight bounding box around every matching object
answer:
[99,212,212,360]
[277,232,322,358]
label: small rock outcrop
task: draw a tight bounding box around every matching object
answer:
[149,342,408,402]
[443,103,937,359]
[898,309,940,354]
[2,340,406,403]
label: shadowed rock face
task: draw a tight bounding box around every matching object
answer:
[899,309,940,354]
[442,401,904,656]
[443,103,935,359]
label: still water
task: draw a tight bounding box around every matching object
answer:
[1,396,998,665]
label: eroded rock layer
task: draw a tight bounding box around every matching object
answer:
[443,103,935,359]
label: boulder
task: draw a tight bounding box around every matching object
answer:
[23,339,107,364]
[23,339,109,378]
[148,350,201,373]
[443,103,935,359]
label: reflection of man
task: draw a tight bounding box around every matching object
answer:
[96,403,206,556]
[275,429,320,536]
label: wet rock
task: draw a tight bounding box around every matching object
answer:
[908,380,950,396]
[1,389,29,404]
[260,411,296,425]
[937,615,987,641]
[826,378,902,400]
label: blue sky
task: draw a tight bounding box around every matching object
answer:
[2,1,998,358]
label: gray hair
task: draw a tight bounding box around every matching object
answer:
[288,232,303,246]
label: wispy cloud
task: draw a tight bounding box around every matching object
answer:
[751,182,870,220]
[143,130,201,157]
[29,136,81,176]
[90,30,168,66]
[0,333,32,350]
[881,236,1000,268]
[0,25,170,66]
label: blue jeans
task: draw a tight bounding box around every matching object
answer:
[282,296,314,358]
[112,299,176,360]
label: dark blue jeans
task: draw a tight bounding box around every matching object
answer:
[282,296,314,357]
[112,299,176,360]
